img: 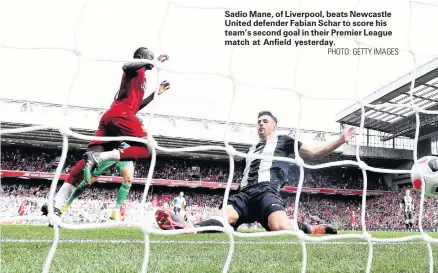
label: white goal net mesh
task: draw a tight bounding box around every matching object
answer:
[1,0,438,272]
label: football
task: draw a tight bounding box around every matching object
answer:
[411,156,438,197]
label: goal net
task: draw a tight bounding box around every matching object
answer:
[1,0,438,272]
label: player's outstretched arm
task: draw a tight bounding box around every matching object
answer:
[122,62,153,75]
[299,126,355,159]
[138,80,171,110]
[123,50,168,75]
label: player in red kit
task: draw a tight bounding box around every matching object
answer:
[120,202,126,221]
[73,47,170,183]
[347,207,359,230]
[41,48,170,222]
[18,200,26,216]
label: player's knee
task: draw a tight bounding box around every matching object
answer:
[85,177,97,186]
[268,223,291,231]
[120,165,134,185]
[226,205,239,225]
[122,174,133,185]
[87,144,105,153]
[216,205,239,225]
[268,221,293,231]
[267,211,293,231]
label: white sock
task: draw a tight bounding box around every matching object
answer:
[99,150,120,161]
[54,183,76,210]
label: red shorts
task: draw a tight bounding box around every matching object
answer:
[89,109,147,148]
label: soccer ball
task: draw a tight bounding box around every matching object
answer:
[411,156,438,197]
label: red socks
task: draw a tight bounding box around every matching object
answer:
[66,159,86,186]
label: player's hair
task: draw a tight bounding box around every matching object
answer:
[258,111,278,124]
[133,47,154,60]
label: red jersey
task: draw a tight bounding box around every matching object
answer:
[110,68,146,115]
[348,208,358,220]
[120,203,126,216]
[18,201,26,215]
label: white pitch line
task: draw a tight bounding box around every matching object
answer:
[1,239,436,245]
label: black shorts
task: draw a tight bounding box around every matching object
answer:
[222,182,285,231]
[405,211,413,221]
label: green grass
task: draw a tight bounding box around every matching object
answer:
[1,225,437,273]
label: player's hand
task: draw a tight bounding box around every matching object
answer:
[341,126,355,143]
[158,54,169,63]
[159,80,170,95]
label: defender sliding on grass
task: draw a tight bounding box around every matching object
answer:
[158,111,354,233]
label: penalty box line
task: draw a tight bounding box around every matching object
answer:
[1,239,436,245]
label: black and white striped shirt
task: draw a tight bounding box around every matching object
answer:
[402,195,414,212]
[240,135,302,191]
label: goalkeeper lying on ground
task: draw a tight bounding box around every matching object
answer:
[42,142,134,222]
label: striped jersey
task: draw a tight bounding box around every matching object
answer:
[240,135,302,191]
[402,195,414,212]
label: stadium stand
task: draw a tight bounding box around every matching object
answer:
[1,90,436,231]
[2,179,437,229]
[336,57,438,144]
[2,144,437,230]
[1,146,389,190]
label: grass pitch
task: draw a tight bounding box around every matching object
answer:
[1,225,437,273]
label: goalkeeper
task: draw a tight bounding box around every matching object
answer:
[42,142,135,221]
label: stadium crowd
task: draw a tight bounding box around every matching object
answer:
[1,147,389,190]
[4,146,427,230]
[1,181,437,229]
